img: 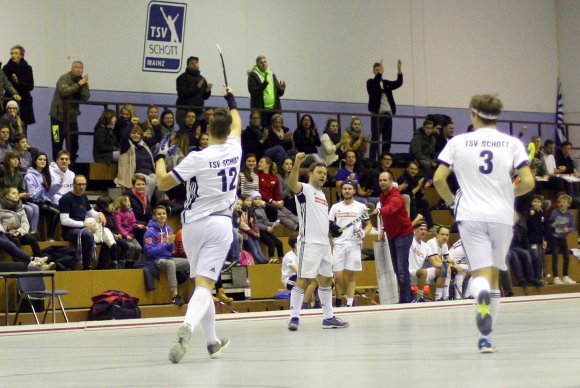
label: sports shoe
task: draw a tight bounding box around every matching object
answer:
[32,256,49,265]
[40,262,57,271]
[322,316,349,329]
[478,338,497,354]
[412,297,426,303]
[562,276,576,285]
[168,324,192,363]
[207,338,230,359]
[217,288,233,303]
[288,317,299,331]
[171,295,185,306]
[553,277,564,285]
[475,290,492,336]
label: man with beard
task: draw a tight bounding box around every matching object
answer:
[175,56,212,126]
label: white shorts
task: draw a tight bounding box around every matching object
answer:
[410,267,436,285]
[182,215,233,281]
[458,221,512,272]
[332,244,362,272]
[296,241,333,279]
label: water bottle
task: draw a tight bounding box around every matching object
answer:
[244,278,251,299]
[441,256,448,278]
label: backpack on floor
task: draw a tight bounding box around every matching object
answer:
[89,290,141,320]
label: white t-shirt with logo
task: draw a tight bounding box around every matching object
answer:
[295,183,329,244]
[328,201,369,245]
[409,237,435,274]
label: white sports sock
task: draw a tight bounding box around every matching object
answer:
[435,287,443,300]
[318,286,334,319]
[346,297,354,307]
[200,296,218,344]
[183,286,212,332]
[290,287,305,318]
[490,289,501,327]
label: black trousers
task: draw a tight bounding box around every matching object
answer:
[370,113,393,159]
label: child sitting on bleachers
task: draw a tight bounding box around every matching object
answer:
[113,195,142,266]
[239,194,268,264]
[526,194,546,278]
[546,194,576,285]
[95,195,126,269]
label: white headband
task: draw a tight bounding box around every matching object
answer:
[471,108,498,120]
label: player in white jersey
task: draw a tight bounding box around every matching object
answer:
[287,152,349,331]
[434,94,534,353]
[409,222,443,301]
[154,89,242,363]
[328,181,371,307]
[447,239,471,299]
[426,226,451,300]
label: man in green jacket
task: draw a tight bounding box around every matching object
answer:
[410,119,437,172]
[49,61,90,163]
[247,55,286,128]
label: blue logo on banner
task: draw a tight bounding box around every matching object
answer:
[143,1,187,73]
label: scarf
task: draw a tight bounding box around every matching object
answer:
[324,129,342,145]
[346,127,360,142]
[247,124,264,140]
[131,188,148,214]
[0,197,20,211]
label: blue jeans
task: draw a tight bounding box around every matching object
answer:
[388,233,413,303]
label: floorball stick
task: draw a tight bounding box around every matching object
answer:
[216,43,229,88]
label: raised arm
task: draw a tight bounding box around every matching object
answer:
[225,88,241,139]
[288,152,306,194]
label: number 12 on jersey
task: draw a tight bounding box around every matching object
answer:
[218,167,238,192]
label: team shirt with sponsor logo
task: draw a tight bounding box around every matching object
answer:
[295,183,329,244]
[437,127,528,225]
[328,201,369,245]
[171,137,242,223]
[425,237,448,268]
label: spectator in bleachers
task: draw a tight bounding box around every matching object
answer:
[343,116,370,161]
[59,175,106,270]
[95,195,128,269]
[92,109,120,163]
[194,133,209,152]
[321,118,347,167]
[115,126,156,200]
[179,110,202,149]
[410,119,437,173]
[13,133,37,174]
[251,191,284,264]
[242,111,286,164]
[555,141,578,176]
[24,152,60,239]
[247,55,286,127]
[526,194,546,278]
[49,150,75,208]
[2,100,24,142]
[507,213,543,287]
[114,104,138,143]
[143,205,189,306]
[396,160,433,228]
[175,55,212,126]
[239,154,259,196]
[546,194,576,285]
[362,152,394,200]
[197,107,214,134]
[126,174,152,245]
[140,104,162,148]
[0,150,39,234]
[49,60,90,163]
[0,186,42,257]
[374,170,414,303]
[0,124,12,163]
[540,139,567,195]
[239,193,268,264]
[159,108,176,139]
[266,114,294,160]
[2,45,30,128]
[257,156,298,230]
[0,64,21,114]
[293,114,324,167]
[279,157,297,215]
[112,195,142,265]
[335,151,369,204]
[434,115,454,155]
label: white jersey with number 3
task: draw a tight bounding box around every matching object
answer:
[437,127,528,225]
[171,137,242,223]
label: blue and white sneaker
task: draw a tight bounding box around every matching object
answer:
[288,317,299,331]
[478,338,497,353]
[322,316,349,329]
[476,290,493,336]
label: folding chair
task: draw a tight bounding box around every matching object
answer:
[13,268,69,325]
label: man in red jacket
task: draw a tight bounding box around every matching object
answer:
[374,171,414,303]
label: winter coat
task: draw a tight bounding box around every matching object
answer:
[93,122,119,163]
[2,58,35,124]
[49,71,90,123]
[126,189,152,226]
[410,128,436,163]
[115,208,138,238]
[0,198,29,235]
[143,220,175,261]
[247,69,284,111]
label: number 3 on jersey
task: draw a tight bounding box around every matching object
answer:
[479,150,493,174]
[218,167,238,192]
